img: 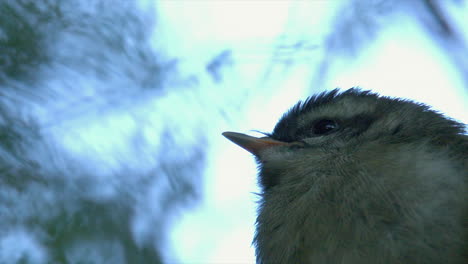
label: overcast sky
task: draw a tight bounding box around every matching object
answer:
[160,1,468,263]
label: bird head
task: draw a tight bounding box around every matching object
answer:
[224,88,465,192]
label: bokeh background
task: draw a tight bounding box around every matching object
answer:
[0,0,467,263]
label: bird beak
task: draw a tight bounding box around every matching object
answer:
[222,131,290,156]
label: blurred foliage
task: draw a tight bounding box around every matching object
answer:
[260,0,468,90]
[0,0,59,83]
[324,0,468,87]
[0,0,177,263]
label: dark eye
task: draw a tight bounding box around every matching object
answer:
[313,119,338,135]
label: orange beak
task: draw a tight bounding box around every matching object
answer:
[222,132,290,156]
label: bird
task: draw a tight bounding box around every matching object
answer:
[222,88,467,264]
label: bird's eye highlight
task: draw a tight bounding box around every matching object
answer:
[313,119,338,135]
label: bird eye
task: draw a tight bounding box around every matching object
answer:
[313,119,338,135]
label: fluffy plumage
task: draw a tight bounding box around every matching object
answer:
[225,88,467,263]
